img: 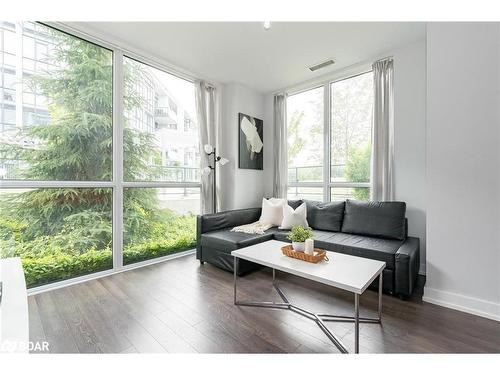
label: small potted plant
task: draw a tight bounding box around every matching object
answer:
[287,225,313,252]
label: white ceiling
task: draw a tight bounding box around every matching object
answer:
[69,22,426,93]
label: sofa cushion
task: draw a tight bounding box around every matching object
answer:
[273,229,291,243]
[201,228,277,252]
[287,199,304,210]
[341,200,406,240]
[313,231,402,269]
[305,200,345,232]
[273,230,401,269]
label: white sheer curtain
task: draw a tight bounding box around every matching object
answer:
[371,58,395,201]
[195,81,217,214]
[273,93,288,198]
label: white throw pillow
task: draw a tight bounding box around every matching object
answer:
[279,202,309,230]
[259,198,285,226]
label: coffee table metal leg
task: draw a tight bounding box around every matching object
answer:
[233,264,383,354]
[378,272,383,322]
[233,257,238,304]
[354,293,360,354]
[314,314,349,353]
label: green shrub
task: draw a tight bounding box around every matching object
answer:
[123,214,196,264]
[0,209,197,288]
[21,248,112,287]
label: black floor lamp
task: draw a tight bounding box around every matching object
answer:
[202,144,228,213]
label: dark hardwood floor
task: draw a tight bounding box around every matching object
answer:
[28,254,500,353]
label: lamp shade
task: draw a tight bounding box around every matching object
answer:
[204,144,214,154]
[201,166,212,176]
[219,157,229,166]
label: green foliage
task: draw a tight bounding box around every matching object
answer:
[287,226,313,243]
[345,143,371,200]
[0,212,196,288]
[287,111,306,163]
[22,248,113,287]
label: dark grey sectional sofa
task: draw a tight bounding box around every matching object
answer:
[196,199,420,299]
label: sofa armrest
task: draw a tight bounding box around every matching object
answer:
[394,236,420,298]
[196,207,262,261]
[198,207,262,234]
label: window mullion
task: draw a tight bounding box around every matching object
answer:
[112,50,124,270]
[323,84,330,203]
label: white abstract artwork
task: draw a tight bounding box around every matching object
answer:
[238,113,263,170]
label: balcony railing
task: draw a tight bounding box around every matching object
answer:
[149,165,200,183]
[0,159,22,180]
[288,164,346,184]
[155,106,178,119]
[154,107,170,117]
[0,159,201,183]
[154,106,178,129]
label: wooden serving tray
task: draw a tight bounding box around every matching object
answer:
[281,245,329,263]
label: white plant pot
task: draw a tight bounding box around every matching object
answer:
[292,242,305,252]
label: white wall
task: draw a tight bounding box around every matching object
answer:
[393,41,427,274]
[424,23,500,321]
[219,83,267,210]
[263,41,427,273]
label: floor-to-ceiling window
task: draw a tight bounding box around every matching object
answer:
[0,22,200,288]
[122,57,200,265]
[287,71,374,202]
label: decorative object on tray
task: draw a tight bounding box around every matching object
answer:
[305,238,314,255]
[287,225,313,252]
[281,245,329,263]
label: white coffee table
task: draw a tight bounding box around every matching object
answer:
[231,240,385,354]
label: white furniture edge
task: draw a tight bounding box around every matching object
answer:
[232,240,385,294]
[0,257,29,353]
[231,239,386,354]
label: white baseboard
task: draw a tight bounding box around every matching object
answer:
[423,287,500,322]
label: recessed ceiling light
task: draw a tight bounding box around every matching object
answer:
[263,21,271,30]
